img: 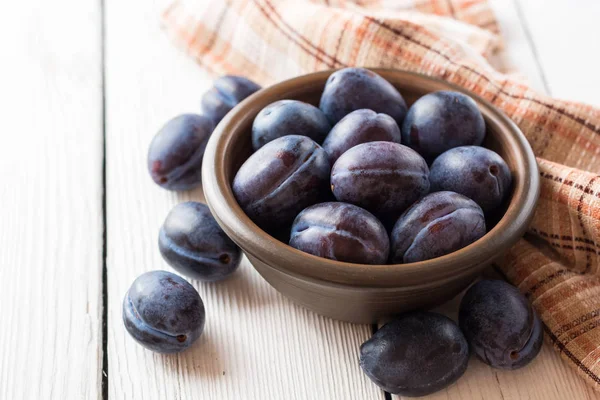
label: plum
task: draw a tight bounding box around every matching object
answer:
[390,191,486,263]
[201,75,261,125]
[402,91,485,159]
[289,202,389,264]
[147,114,214,191]
[430,146,512,212]
[319,68,407,125]
[330,141,429,220]
[322,109,402,163]
[232,135,330,229]
[459,279,543,369]
[122,270,205,353]
[252,100,331,150]
[159,202,242,282]
[360,312,469,396]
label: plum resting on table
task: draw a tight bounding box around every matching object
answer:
[360,312,469,396]
[390,191,486,263]
[232,135,330,229]
[147,114,214,191]
[430,146,512,213]
[122,270,205,353]
[159,202,241,282]
[252,100,331,151]
[322,109,402,163]
[319,68,408,126]
[459,279,544,369]
[330,141,429,220]
[289,202,389,265]
[401,90,486,159]
[201,75,261,126]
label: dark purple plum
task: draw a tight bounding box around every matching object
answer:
[319,68,407,126]
[122,270,205,353]
[459,279,543,369]
[430,146,512,213]
[330,141,429,220]
[159,202,241,282]
[390,191,486,263]
[360,312,469,396]
[322,109,402,163]
[232,135,330,229]
[402,91,485,159]
[252,100,331,151]
[289,202,389,264]
[147,114,214,191]
[201,75,261,125]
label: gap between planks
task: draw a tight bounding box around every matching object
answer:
[104,0,383,399]
[101,0,109,398]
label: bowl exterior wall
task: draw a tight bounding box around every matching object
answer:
[246,253,495,323]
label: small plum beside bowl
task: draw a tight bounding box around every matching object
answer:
[201,69,539,324]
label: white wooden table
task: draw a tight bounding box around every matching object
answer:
[2,0,600,399]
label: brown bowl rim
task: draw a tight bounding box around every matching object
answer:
[202,68,540,288]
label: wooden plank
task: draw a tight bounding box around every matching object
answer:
[104,0,383,399]
[0,0,104,399]
[391,1,600,398]
[488,0,549,93]
[516,0,600,106]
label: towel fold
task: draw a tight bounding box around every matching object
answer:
[163,0,600,390]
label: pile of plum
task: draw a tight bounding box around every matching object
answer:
[124,76,261,354]
[233,68,511,265]
[123,68,542,397]
[361,279,544,396]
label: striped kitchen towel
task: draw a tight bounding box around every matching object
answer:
[163,0,600,390]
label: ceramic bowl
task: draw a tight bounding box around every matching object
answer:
[202,69,539,324]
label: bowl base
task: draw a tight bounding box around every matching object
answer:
[248,254,478,324]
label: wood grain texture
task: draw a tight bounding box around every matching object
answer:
[488,0,549,93]
[515,0,600,106]
[391,1,600,399]
[104,0,382,399]
[0,0,104,399]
